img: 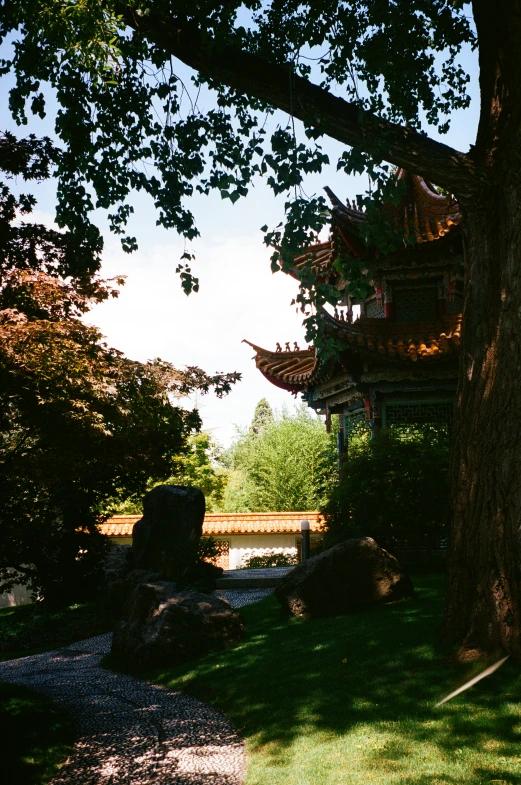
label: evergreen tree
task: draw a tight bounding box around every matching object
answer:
[249,399,274,436]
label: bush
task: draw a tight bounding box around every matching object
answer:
[322,426,450,552]
[221,404,337,512]
[240,551,299,569]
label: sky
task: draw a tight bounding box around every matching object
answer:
[1,29,480,446]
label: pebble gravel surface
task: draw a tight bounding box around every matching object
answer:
[0,588,273,785]
[216,588,273,607]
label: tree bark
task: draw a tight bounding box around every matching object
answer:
[444,188,521,658]
[441,0,521,658]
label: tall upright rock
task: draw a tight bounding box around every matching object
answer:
[132,485,205,581]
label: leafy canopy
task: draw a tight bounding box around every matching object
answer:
[0,2,475,308]
[112,432,228,514]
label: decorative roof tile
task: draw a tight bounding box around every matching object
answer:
[291,171,462,283]
[322,308,461,361]
[327,169,461,245]
[101,520,136,537]
[99,511,324,538]
[293,241,335,277]
[202,511,323,535]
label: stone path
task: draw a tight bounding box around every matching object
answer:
[216,587,273,606]
[216,567,293,589]
[0,588,273,785]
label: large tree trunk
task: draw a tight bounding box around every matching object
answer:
[443,177,521,659]
[441,0,521,659]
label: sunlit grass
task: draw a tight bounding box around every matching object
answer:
[0,600,113,660]
[0,682,73,784]
[130,576,521,784]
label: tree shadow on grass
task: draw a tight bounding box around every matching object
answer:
[138,575,521,784]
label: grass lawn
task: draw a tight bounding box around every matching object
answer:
[0,681,73,784]
[126,575,521,785]
[0,600,113,661]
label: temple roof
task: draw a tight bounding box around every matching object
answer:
[321,309,462,362]
[292,170,462,280]
[100,512,323,537]
[242,339,318,391]
[246,170,462,396]
[244,313,461,394]
[329,169,461,244]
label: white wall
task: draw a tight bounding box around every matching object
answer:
[109,532,325,570]
[219,533,298,569]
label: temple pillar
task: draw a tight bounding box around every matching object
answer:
[384,300,395,319]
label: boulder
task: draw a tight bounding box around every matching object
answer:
[103,567,165,617]
[132,485,205,580]
[275,537,414,619]
[111,582,245,668]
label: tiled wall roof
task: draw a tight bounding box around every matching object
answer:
[202,512,323,534]
[100,511,323,538]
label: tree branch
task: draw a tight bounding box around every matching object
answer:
[122,6,476,198]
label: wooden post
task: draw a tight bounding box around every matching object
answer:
[301,519,310,562]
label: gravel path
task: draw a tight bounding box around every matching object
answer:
[0,588,273,785]
[216,588,273,607]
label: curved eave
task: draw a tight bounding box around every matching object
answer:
[327,171,462,247]
[243,339,318,390]
[291,241,335,281]
[257,368,305,393]
[324,185,366,225]
[389,169,461,243]
[320,308,462,362]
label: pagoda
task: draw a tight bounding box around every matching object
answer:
[244,169,463,456]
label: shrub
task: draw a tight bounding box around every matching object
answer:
[240,551,299,569]
[198,536,225,563]
[322,426,450,552]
